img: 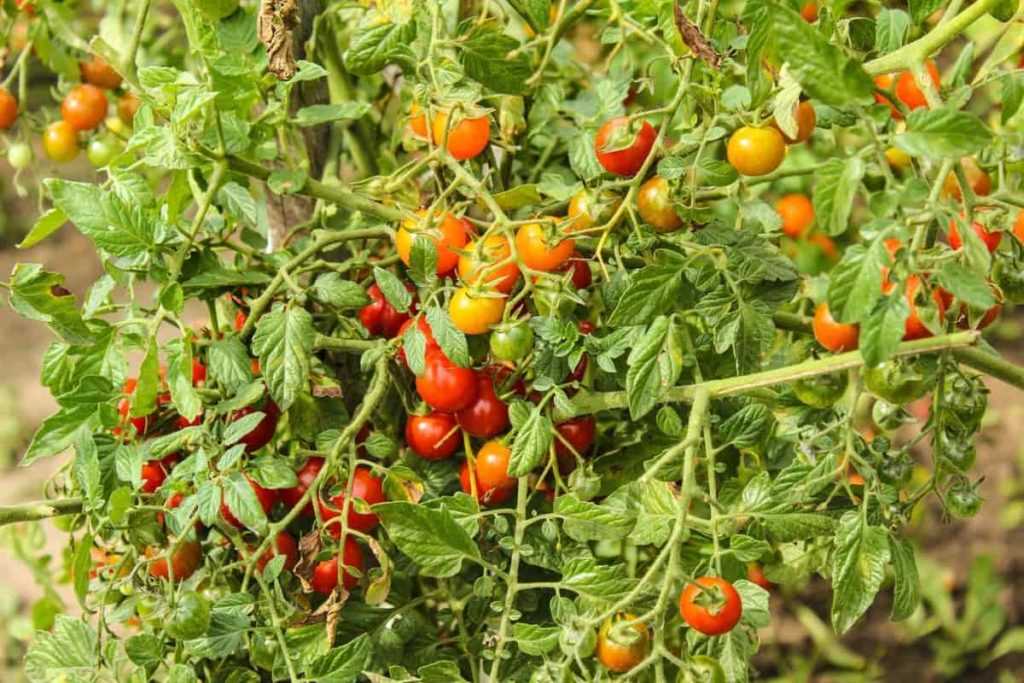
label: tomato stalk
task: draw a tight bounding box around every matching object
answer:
[487,475,530,682]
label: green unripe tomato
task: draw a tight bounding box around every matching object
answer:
[863,359,935,405]
[7,141,31,169]
[945,479,982,518]
[792,371,848,408]
[935,427,976,473]
[489,321,534,362]
[677,655,727,683]
[87,137,118,167]
[996,260,1024,304]
[872,400,911,432]
[938,374,987,432]
[167,591,211,640]
[878,451,913,487]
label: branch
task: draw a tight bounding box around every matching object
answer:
[0,498,83,527]
[564,331,980,417]
[953,347,1024,391]
[314,335,378,353]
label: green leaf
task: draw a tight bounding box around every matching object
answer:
[223,472,268,532]
[293,102,372,127]
[249,455,299,490]
[508,405,553,477]
[554,495,634,542]
[937,262,997,309]
[719,404,773,448]
[625,317,683,420]
[608,262,685,326]
[375,502,482,578]
[909,0,944,24]
[46,179,161,259]
[762,512,837,541]
[73,433,101,511]
[425,308,471,367]
[25,616,99,682]
[896,108,994,158]
[812,157,864,236]
[874,9,910,52]
[831,511,891,634]
[8,264,93,344]
[344,21,415,75]
[729,535,773,562]
[252,305,315,411]
[888,534,920,621]
[462,26,531,94]
[827,242,886,323]
[560,558,637,603]
[401,322,427,376]
[372,267,412,313]
[23,405,95,466]
[312,273,370,310]
[209,337,255,394]
[224,411,267,446]
[1002,73,1024,125]
[307,634,372,682]
[408,236,439,289]
[18,208,68,249]
[167,339,202,423]
[859,291,910,367]
[72,533,92,608]
[513,623,561,656]
[125,634,164,668]
[267,169,307,195]
[132,335,161,418]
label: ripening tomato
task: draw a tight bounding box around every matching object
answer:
[772,100,816,144]
[191,358,207,385]
[955,284,1003,331]
[117,378,156,436]
[311,536,364,594]
[515,221,575,272]
[320,466,386,537]
[458,235,520,293]
[813,302,859,352]
[146,541,202,581]
[406,412,461,460]
[396,209,470,276]
[255,531,299,573]
[408,102,429,139]
[117,92,141,124]
[43,121,80,162]
[568,188,620,231]
[431,110,490,160]
[895,61,940,111]
[140,461,167,493]
[456,373,509,438]
[903,275,948,341]
[459,441,515,506]
[156,491,185,527]
[449,287,506,335]
[800,1,818,21]
[359,282,413,337]
[416,348,478,412]
[747,564,773,590]
[594,116,656,177]
[636,175,683,232]
[775,193,814,238]
[61,84,109,131]
[679,576,743,636]
[596,614,650,673]
[942,158,992,200]
[727,126,786,177]
[0,88,17,129]
[279,457,324,517]
[873,73,900,117]
[80,56,123,90]
[231,400,280,452]
[948,215,1001,253]
[221,476,277,529]
[396,316,438,367]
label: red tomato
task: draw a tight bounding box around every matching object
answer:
[515,221,575,272]
[311,536,364,594]
[727,126,786,176]
[140,461,167,493]
[191,358,207,385]
[80,56,123,90]
[456,373,509,438]
[396,209,470,276]
[61,84,109,131]
[43,120,80,162]
[416,348,478,412]
[408,102,429,139]
[146,541,202,581]
[800,1,818,21]
[221,476,277,529]
[406,412,461,460]
[942,158,992,200]
[776,193,814,238]
[812,302,859,352]
[118,92,141,124]
[903,275,948,341]
[396,316,438,368]
[594,116,656,177]
[895,61,940,111]
[948,216,1001,253]
[0,88,18,129]
[747,564,773,590]
[554,416,596,472]
[431,110,490,160]
[255,531,299,573]
[156,491,185,526]
[1014,211,1024,243]
[320,466,386,537]
[459,441,515,506]
[359,283,414,337]
[558,253,593,290]
[679,576,743,636]
[458,235,520,293]
[280,457,324,517]
[232,400,280,452]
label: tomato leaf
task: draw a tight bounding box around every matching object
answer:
[859,290,910,367]
[373,267,413,313]
[223,472,268,533]
[252,304,314,411]
[513,623,561,656]
[311,273,370,310]
[896,108,994,158]
[937,262,996,309]
[375,502,482,578]
[425,307,471,368]
[812,157,864,236]
[888,534,921,621]
[462,25,531,94]
[508,405,553,477]
[7,264,94,345]
[831,511,891,634]
[625,317,683,420]
[554,494,634,542]
[827,242,886,324]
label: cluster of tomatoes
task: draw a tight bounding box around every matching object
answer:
[2,6,140,170]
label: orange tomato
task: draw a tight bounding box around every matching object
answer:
[81,56,123,90]
[118,92,141,124]
[61,84,109,131]
[431,110,490,160]
[0,88,17,129]
[396,209,470,276]
[773,100,816,144]
[515,221,575,271]
[800,1,818,21]
[775,193,814,238]
[941,158,992,200]
[727,126,786,176]
[636,176,683,232]
[813,302,858,352]
[458,234,520,293]
[43,121,80,162]
[895,61,940,111]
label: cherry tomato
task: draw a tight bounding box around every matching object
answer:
[935,427,976,473]
[118,92,141,124]
[61,84,109,131]
[231,400,280,452]
[895,61,940,111]
[567,188,620,231]
[942,158,991,200]
[449,287,505,335]
[279,457,324,517]
[146,541,202,581]
[902,275,947,341]
[221,476,277,529]
[311,536,364,594]
[254,531,299,573]
[596,613,649,673]
[863,359,934,404]
[678,576,743,636]
[456,373,509,438]
[776,193,814,238]
[637,175,683,232]
[396,209,470,276]
[0,88,18,129]
[156,491,186,526]
[746,564,773,591]
[792,370,848,408]
[1014,210,1024,243]
[87,137,118,167]
[489,321,534,362]
[416,348,478,412]
[515,221,575,272]
[813,302,859,352]
[408,102,429,139]
[320,466,386,537]
[773,100,816,144]
[554,416,596,473]
[117,378,156,436]
[431,110,490,160]
[359,282,413,338]
[800,1,818,21]
[460,441,515,506]
[594,116,656,177]
[396,316,438,367]
[406,412,461,460]
[140,461,167,493]
[873,73,900,117]
[7,142,31,169]
[727,126,786,177]
[458,234,520,293]
[559,253,593,290]
[43,121,80,162]
[948,215,1001,253]
[945,479,981,518]
[885,146,912,170]
[80,56,123,90]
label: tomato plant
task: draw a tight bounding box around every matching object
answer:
[5,1,1024,681]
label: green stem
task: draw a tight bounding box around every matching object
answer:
[0,498,83,526]
[487,476,529,681]
[123,0,152,78]
[313,335,379,353]
[953,347,1024,391]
